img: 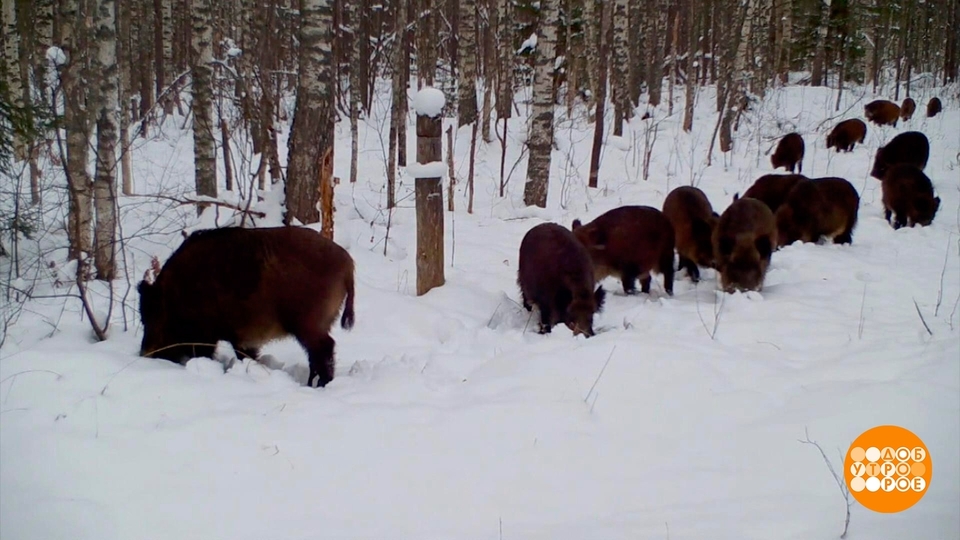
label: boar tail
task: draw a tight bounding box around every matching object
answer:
[340,270,355,330]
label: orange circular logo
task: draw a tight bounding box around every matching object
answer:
[844,425,932,513]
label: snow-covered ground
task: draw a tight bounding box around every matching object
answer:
[2,81,959,540]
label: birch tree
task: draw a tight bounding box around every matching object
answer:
[92,0,119,280]
[59,0,95,263]
[522,0,559,208]
[348,0,362,184]
[611,0,629,136]
[191,0,217,211]
[3,0,26,162]
[285,0,335,227]
[458,0,479,127]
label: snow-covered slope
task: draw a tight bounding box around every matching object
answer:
[2,82,958,540]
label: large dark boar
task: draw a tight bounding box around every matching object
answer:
[864,99,901,127]
[826,118,867,152]
[713,198,777,293]
[662,186,718,283]
[881,164,942,229]
[517,223,606,336]
[771,132,805,173]
[775,177,860,247]
[138,226,356,388]
[869,131,930,180]
[572,206,675,296]
[927,97,942,118]
[900,98,917,121]
[735,173,808,214]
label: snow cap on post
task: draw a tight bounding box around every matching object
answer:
[413,86,446,118]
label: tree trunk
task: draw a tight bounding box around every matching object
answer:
[495,0,512,122]
[387,0,407,209]
[34,0,55,101]
[191,0,217,213]
[415,105,445,295]
[458,0,478,126]
[811,0,830,86]
[522,0,559,208]
[480,0,494,141]
[161,0,174,113]
[682,0,698,132]
[285,0,335,225]
[611,0,629,135]
[60,0,94,263]
[4,0,26,162]
[348,0,362,183]
[92,0,119,281]
[588,0,610,189]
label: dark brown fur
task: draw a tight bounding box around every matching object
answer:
[572,206,676,296]
[869,131,930,180]
[900,98,916,121]
[517,223,606,336]
[138,226,356,388]
[771,132,805,173]
[927,97,942,118]
[713,198,777,293]
[864,99,901,127]
[775,177,860,247]
[881,164,942,229]
[826,119,867,152]
[662,186,719,283]
[735,174,808,214]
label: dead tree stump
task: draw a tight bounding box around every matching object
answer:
[414,90,446,296]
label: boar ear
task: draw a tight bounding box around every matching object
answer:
[571,219,582,230]
[594,286,606,312]
[755,236,772,259]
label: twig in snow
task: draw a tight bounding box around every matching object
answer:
[935,233,953,317]
[858,284,867,340]
[584,346,617,404]
[798,427,852,539]
[913,299,933,336]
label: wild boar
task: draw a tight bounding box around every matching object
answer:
[826,119,867,152]
[138,226,356,388]
[517,223,606,336]
[927,97,942,118]
[572,206,676,296]
[900,97,917,121]
[662,186,719,283]
[869,131,930,180]
[865,99,901,127]
[775,177,860,247]
[735,173,808,214]
[771,132,805,173]
[881,164,942,229]
[713,198,777,293]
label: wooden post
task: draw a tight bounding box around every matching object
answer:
[446,125,455,211]
[414,88,446,296]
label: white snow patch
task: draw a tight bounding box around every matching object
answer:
[406,161,447,179]
[606,135,632,151]
[46,46,66,66]
[412,87,445,117]
[517,32,538,54]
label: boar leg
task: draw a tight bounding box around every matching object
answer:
[299,331,336,388]
[235,346,261,361]
[660,256,675,296]
[621,266,639,294]
[678,256,700,283]
[537,302,553,334]
[884,208,893,224]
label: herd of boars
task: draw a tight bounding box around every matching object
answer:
[518,96,944,338]
[136,96,946,387]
